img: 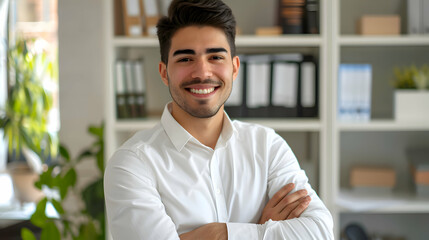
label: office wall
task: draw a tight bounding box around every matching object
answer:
[58,0,105,188]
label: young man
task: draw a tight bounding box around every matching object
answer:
[104,0,333,239]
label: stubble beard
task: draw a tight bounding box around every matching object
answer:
[167,75,231,119]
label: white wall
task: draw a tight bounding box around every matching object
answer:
[58,0,105,184]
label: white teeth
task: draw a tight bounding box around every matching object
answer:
[190,87,215,94]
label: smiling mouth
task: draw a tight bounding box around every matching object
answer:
[189,87,216,95]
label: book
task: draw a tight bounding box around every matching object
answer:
[305,0,319,34]
[338,64,372,122]
[121,0,144,36]
[278,0,305,34]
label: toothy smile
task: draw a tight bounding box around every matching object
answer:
[189,88,215,94]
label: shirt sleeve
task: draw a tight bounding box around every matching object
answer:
[226,130,334,240]
[104,149,180,240]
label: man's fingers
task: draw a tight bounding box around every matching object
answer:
[266,183,295,208]
[286,196,311,219]
[274,188,308,211]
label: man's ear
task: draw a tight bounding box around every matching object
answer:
[232,56,240,81]
[159,61,169,86]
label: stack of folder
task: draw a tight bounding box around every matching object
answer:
[225,53,318,119]
[114,59,147,119]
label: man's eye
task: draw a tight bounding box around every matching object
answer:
[211,56,224,60]
[178,58,192,62]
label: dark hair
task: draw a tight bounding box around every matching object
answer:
[156,0,236,64]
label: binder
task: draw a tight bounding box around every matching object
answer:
[132,60,147,118]
[224,55,246,118]
[305,0,319,34]
[121,0,144,36]
[423,0,429,34]
[141,0,160,36]
[299,56,318,118]
[407,0,423,34]
[115,61,129,118]
[124,61,138,118]
[245,55,271,117]
[270,54,302,118]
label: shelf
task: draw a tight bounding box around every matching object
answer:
[114,118,321,132]
[236,35,322,47]
[113,35,322,48]
[339,35,429,46]
[337,120,429,131]
[336,190,429,213]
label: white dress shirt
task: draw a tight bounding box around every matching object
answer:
[104,103,333,240]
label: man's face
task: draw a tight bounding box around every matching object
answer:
[159,26,239,118]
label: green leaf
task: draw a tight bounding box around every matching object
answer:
[81,179,104,219]
[30,197,48,227]
[41,221,61,240]
[21,227,37,240]
[51,198,65,215]
[59,144,71,162]
[59,168,77,199]
[88,125,103,138]
[78,221,98,240]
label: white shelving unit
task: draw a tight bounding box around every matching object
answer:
[104,0,429,238]
[331,0,429,239]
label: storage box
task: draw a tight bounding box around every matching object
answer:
[358,15,400,35]
[350,166,396,188]
[394,90,429,122]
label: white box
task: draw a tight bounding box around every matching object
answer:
[394,90,429,122]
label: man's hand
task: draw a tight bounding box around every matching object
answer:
[258,183,311,224]
[180,223,227,240]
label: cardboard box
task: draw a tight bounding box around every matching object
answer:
[255,26,282,36]
[358,15,401,35]
[350,166,396,188]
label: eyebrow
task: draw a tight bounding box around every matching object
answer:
[172,48,228,57]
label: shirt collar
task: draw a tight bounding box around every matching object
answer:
[160,103,237,151]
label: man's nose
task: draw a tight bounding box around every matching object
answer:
[191,59,213,80]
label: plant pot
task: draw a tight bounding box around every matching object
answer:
[7,162,44,205]
[394,90,429,122]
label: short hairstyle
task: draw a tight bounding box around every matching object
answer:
[156,0,236,64]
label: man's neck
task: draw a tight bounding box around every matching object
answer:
[170,103,224,150]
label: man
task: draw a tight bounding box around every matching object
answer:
[104,0,333,239]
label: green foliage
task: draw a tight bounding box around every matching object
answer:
[0,37,58,160]
[392,65,429,90]
[21,123,105,240]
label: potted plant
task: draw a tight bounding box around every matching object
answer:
[392,65,429,122]
[21,123,105,240]
[0,37,58,205]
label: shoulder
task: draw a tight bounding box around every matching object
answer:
[106,123,167,172]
